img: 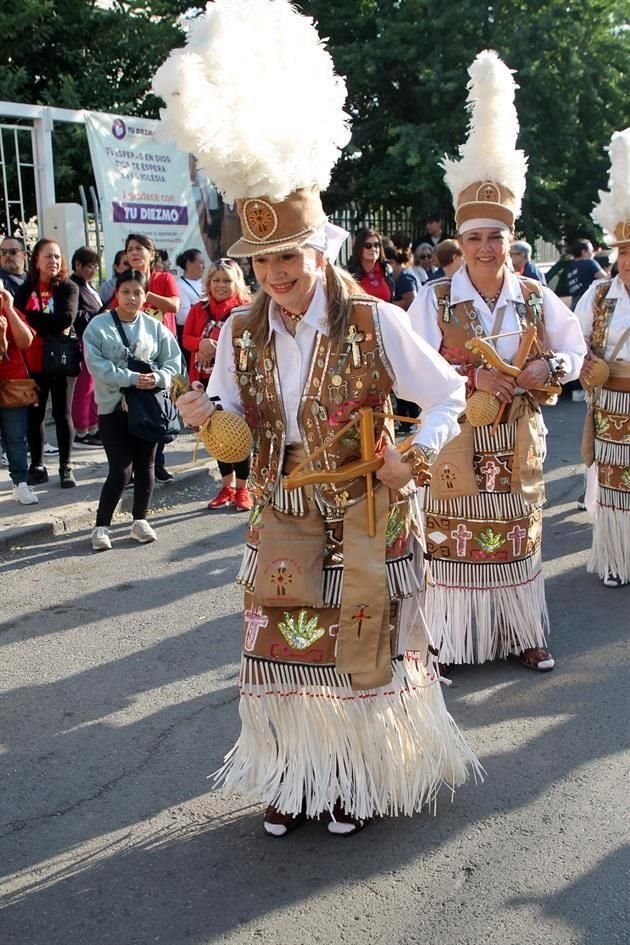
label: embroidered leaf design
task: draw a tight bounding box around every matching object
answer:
[594,411,610,435]
[475,528,506,554]
[386,505,406,547]
[278,610,326,650]
[620,468,630,490]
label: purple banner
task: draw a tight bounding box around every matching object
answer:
[112,202,189,226]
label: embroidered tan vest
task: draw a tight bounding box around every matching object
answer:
[432,276,546,384]
[231,297,394,510]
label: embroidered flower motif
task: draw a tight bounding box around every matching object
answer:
[278,610,326,650]
[386,505,406,548]
[594,411,610,436]
[620,467,630,490]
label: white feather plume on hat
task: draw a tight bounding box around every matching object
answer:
[151,0,351,204]
[592,128,630,243]
[442,49,528,217]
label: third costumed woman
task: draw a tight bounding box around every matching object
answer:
[154,0,480,837]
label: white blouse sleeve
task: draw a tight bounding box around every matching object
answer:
[376,301,465,454]
[204,316,245,417]
[406,282,443,351]
[573,283,597,343]
[540,287,587,382]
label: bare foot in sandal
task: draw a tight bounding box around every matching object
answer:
[263,804,307,837]
[515,647,555,673]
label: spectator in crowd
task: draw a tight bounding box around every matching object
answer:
[124,233,180,481]
[346,227,394,302]
[0,237,27,297]
[14,239,79,488]
[175,248,205,347]
[183,258,252,511]
[414,212,447,249]
[565,239,607,309]
[153,249,170,272]
[433,238,464,280]
[70,247,104,448]
[83,269,182,552]
[414,242,439,280]
[384,242,421,310]
[509,239,547,284]
[98,250,130,307]
[0,282,37,505]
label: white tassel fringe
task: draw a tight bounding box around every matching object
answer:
[426,553,549,664]
[589,501,630,582]
[213,657,482,819]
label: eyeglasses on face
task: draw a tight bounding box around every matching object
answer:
[363,241,380,249]
[1,247,23,256]
[419,254,432,260]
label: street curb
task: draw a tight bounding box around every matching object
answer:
[0,463,213,553]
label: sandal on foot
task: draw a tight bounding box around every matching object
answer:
[263,804,307,838]
[514,647,555,673]
[603,571,625,588]
[327,802,371,837]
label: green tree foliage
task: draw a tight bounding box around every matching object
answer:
[303,0,629,242]
[0,0,627,241]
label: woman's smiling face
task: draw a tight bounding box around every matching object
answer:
[252,247,323,313]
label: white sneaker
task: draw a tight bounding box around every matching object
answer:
[91,526,112,551]
[12,481,39,505]
[1,452,8,466]
[43,442,59,455]
[130,519,157,543]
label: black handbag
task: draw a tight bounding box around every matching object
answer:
[42,334,82,377]
[111,311,181,443]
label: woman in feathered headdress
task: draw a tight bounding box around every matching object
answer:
[153,0,480,837]
[409,50,586,674]
[575,128,630,588]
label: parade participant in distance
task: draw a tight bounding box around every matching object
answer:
[576,128,630,588]
[409,51,586,673]
[182,257,252,511]
[154,0,479,838]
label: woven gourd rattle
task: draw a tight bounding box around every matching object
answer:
[580,354,610,392]
[170,375,253,463]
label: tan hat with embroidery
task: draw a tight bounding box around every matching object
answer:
[442,50,527,234]
[592,128,630,247]
[152,0,351,260]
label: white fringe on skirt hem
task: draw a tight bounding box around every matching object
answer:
[213,656,482,820]
[588,503,630,582]
[426,553,550,664]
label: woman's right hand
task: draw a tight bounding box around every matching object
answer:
[198,337,216,357]
[177,383,216,426]
[476,367,517,403]
[580,353,596,386]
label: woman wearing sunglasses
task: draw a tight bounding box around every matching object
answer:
[346,228,395,302]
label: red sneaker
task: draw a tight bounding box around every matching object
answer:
[208,486,236,509]
[234,487,253,512]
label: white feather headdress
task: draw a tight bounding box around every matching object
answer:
[592,128,630,245]
[442,49,528,221]
[152,0,351,204]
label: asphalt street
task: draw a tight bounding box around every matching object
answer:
[0,398,627,945]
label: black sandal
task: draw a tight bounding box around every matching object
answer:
[327,802,371,837]
[263,804,307,837]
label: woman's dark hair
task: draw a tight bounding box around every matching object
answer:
[27,238,69,286]
[71,246,99,269]
[125,233,155,254]
[350,228,385,270]
[176,248,202,270]
[113,249,127,267]
[116,268,148,291]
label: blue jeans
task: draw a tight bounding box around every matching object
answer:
[0,406,28,484]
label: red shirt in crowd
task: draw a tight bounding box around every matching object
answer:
[357,262,393,303]
[0,321,30,381]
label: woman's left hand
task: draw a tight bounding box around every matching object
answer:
[136,372,158,389]
[516,358,550,390]
[376,444,414,491]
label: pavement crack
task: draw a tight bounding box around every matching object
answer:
[0,697,232,838]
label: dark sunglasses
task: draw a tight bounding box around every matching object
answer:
[363,240,381,249]
[419,254,433,260]
[0,247,23,256]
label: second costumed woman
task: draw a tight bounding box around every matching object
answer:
[409,51,586,673]
[154,0,480,837]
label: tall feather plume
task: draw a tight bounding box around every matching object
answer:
[592,128,630,242]
[151,0,351,203]
[441,50,528,216]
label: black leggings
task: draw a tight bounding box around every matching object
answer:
[28,372,76,467]
[218,458,250,480]
[96,409,157,526]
